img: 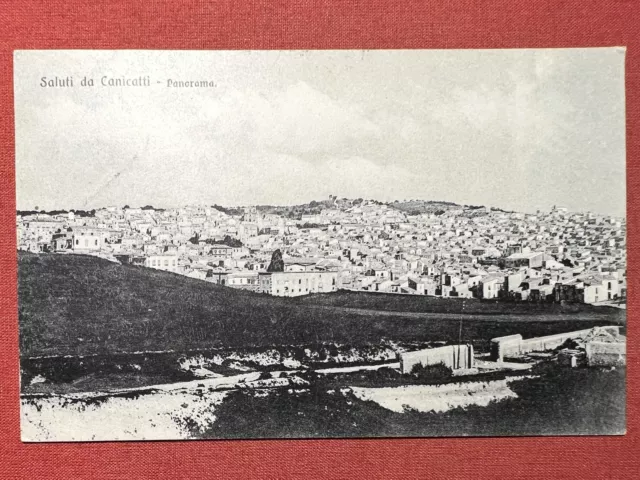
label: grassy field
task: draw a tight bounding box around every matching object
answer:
[294,290,624,316]
[18,252,625,358]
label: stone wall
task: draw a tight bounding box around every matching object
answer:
[586,341,626,367]
[516,329,595,357]
[490,334,522,362]
[399,344,474,374]
[490,326,622,362]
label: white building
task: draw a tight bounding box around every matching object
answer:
[72,228,106,252]
[258,271,338,297]
[481,276,503,299]
[145,254,179,273]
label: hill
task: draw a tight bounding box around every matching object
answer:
[388,199,460,216]
[254,198,367,220]
[18,253,624,358]
[387,199,514,217]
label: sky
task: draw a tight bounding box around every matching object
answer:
[14,48,626,216]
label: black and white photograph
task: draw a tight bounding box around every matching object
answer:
[14,49,626,441]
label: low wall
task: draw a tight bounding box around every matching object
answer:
[516,329,595,357]
[490,326,622,362]
[399,344,474,374]
[586,341,626,367]
[490,334,522,362]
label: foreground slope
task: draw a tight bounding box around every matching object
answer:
[18,253,624,357]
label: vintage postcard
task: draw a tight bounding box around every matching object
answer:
[14,49,626,442]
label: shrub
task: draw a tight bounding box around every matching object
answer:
[409,362,453,382]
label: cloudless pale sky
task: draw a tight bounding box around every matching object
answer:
[14,48,626,216]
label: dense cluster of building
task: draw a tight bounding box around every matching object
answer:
[17,200,626,304]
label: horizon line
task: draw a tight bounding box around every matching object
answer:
[15,197,627,219]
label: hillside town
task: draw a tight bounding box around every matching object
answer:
[16,199,627,305]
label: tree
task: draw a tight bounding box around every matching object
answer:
[205,235,243,248]
[561,258,574,268]
[267,249,284,272]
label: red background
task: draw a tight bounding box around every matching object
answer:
[0,1,638,478]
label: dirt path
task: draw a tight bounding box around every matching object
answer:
[21,360,409,401]
[309,304,620,323]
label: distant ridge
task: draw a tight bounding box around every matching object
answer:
[387,199,460,216]
[16,197,516,219]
